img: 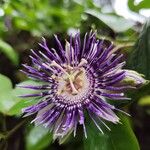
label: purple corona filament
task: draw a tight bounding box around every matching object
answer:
[20,31,146,142]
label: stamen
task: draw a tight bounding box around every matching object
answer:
[72,68,85,81]
[78,58,87,67]
[50,61,69,76]
[51,61,78,95]
[65,41,71,64]
[68,76,78,95]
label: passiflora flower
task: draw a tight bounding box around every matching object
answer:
[19,31,146,142]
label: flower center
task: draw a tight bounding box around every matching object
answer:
[58,68,87,95]
[50,59,91,103]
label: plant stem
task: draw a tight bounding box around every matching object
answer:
[5,119,27,140]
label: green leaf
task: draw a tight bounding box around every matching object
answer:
[26,125,52,150]
[0,74,18,114]
[127,20,150,79]
[85,9,135,32]
[0,92,19,114]
[7,80,43,116]
[128,0,150,12]
[0,76,43,116]
[0,74,12,93]
[0,39,19,65]
[84,113,140,150]
[138,95,150,106]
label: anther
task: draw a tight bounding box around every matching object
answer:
[50,61,69,76]
[78,58,88,67]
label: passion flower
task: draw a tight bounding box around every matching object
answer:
[20,31,146,142]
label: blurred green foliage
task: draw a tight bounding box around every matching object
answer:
[0,39,19,65]
[0,0,150,149]
[0,0,94,37]
[128,0,150,12]
[138,95,150,106]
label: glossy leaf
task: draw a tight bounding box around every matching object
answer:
[127,20,150,79]
[84,113,140,150]
[0,74,17,114]
[26,125,52,150]
[85,9,135,32]
[7,80,44,116]
[0,77,43,116]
